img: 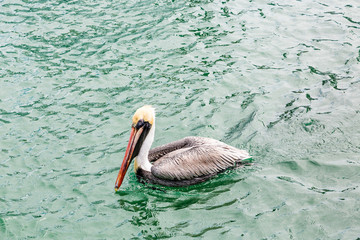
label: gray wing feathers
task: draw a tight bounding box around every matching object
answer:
[148,137,194,162]
[151,139,250,181]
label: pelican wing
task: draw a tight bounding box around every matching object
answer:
[151,140,250,181]
[148,137,190,163]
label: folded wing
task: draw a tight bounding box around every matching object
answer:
[150,137,250,181]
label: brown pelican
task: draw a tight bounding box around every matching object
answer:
[115,105,250,191]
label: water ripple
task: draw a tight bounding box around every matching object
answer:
[1,0,360,238]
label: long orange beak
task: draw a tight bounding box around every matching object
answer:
[115,126,144,191]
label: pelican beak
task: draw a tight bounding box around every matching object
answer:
[115,126,144,191]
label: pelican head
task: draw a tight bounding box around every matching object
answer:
[115,105,155,191]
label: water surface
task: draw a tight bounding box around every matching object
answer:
[1,0,360,239]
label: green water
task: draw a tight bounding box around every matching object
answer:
[1,0,360,239]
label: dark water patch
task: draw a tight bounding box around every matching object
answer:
[307,186,335,195]
[185,223,224,237]
[0,118,11,124]
[309,66,349,90]
[0,218,6,233]
[116,197,149,213]
[203,198,238,210]
[223,111,256,141]
[268,105,311,128]
[168,197,201,210]
[301,119,325,133]
[254,202,286,219]
[277,176,305,186]
[343,16,360,25]
[277,161,302,172]
[341,186,358,193]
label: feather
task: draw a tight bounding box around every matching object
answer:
[149,136,250,181]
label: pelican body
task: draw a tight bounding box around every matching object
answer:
[115,106,250,191]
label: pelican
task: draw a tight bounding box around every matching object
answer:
[115,105,251,191]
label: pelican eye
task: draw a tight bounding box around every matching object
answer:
[135,119,144,129]
[135,119,152,130]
